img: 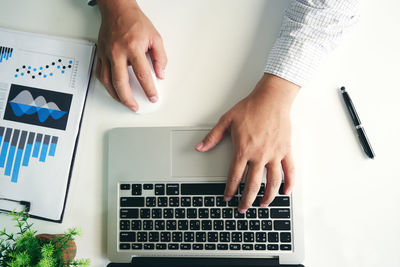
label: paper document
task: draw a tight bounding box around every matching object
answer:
[0,28,95,222]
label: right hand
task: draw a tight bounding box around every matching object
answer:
[96,0,167,112]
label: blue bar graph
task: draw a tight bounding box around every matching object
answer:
[0,127,59,183]
[0,46,13,63]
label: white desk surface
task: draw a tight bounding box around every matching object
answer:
[1,1,399,266]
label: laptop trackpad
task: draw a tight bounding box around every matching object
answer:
[171,130,232,177]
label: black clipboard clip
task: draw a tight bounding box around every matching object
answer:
[0,197,31,214]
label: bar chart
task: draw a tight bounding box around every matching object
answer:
[0,46,13,63]
[0,126,58,183]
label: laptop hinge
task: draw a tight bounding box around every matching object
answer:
[129,257,280,267]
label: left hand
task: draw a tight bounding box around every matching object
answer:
[195,74,299,213]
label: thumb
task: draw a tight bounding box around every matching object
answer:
[195,115,231,152]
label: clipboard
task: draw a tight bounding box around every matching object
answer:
[0,27,96,222]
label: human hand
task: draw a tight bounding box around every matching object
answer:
[95,0,167,112]
[195,74,299,213]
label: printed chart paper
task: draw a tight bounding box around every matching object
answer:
[0,28,95,222]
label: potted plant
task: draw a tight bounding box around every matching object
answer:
[0,211,90,267]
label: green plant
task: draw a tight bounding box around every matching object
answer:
[0,210,90,267]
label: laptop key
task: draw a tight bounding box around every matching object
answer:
[256,232,266,242]
[217,244,228,250]
[190,220,200,230]
[155,184,165,195]
[213,220,224,230]
[278,183,285,195]
[143,220,153,230]
[244,232,254,242]
[187,208,197,218]
[225,220,236,230]
[132,243,142,250]
[204,197,215,207]
[184,232,194,242]
[228,197,239,207]
[155,220,165,230]
[193,244,204,250]
[207,232,218,242]
[120,220,130,230]
[120,232,135,242]
[199,208,209,218]
[132,184,142,195]
[120,208,139,219]
[205,244,216,250]
[258,183,265,195]
[131,220,141,230]
[234,209,245,219]
[216,197,226,207]
[280,244,292,251]
[261,220,272,230]
[172,232,182,242]
[274,220,291,230]
[146,197,156,207]
[120,197,144,207]
[280,232,291,243]
[166,184,179,195]
[120,243,130,250]
[163,208,174,218]
[178,220,188,230]
[137,232,147,242]
[231,232,242,242]
[156,244,166,250]
[193,197,203,207]
[242,244,253,250]
[166,220,177,230]
[249,220,260,230]
[268,232,279,243]
[230,244,240,250]
[168,244,179,250]
[169,197,180,207]
[267,244,279,251]
[160,232,171,242]
[144,243,154,250]
[181,197,191,207]
[140,209,151,218]
[180,243,191,250]
[149,232,159,242]
[255,244,266,250]
[181,183,225,195]
[196,232,206,242]
[220,232,230,242]
[253,197,262,207]
[270,196,290,207]
[202,220,212,230]
[210,208,221,218]
[157,197,168,207]
[152,208,162,218]
[237,220,248,230]
[258,208,269,218]
[270,208,290,218]
[143,184,153,190]
[120,184,130,190]
[222,208,233,218]
[246,208,257,218]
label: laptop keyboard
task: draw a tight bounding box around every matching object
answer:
[118,182,292,252]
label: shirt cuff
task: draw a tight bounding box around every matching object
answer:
[264,36,327,88]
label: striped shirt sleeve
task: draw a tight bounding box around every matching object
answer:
[265,0,360,87]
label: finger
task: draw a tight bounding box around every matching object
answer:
[110,56,138,112]
[260,161,282,207]
[150,37,167,79]
[281,151,295,195]
[129,52,158,102]
[95,57,102,80]
[238,162,264,213]
[99,58,120,102]
[195,115,231,152]
[224,155,247,201]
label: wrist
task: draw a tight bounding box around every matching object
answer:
[98,0,138,16]
[252,73,300,111]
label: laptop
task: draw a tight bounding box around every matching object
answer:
[107,127,304,267]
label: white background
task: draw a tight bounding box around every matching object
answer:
[0,1,399,266]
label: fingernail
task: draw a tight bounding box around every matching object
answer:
[260,203,268,208]
[130,106,138,112]
[195,142,204,150]
[238,208,247,214]
[150,96,158,103]
[224,196,232,202]
[160,69,165,79]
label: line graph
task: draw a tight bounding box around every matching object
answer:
[4,84,72,130]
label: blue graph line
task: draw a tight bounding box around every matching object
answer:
[11,149,23,182]
[5,145,16,176]
[32,141,41,158]
[49,142,57,157]
[22,143,32,166]
[0,142,9,167]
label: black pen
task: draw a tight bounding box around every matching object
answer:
[340,86,375,159]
